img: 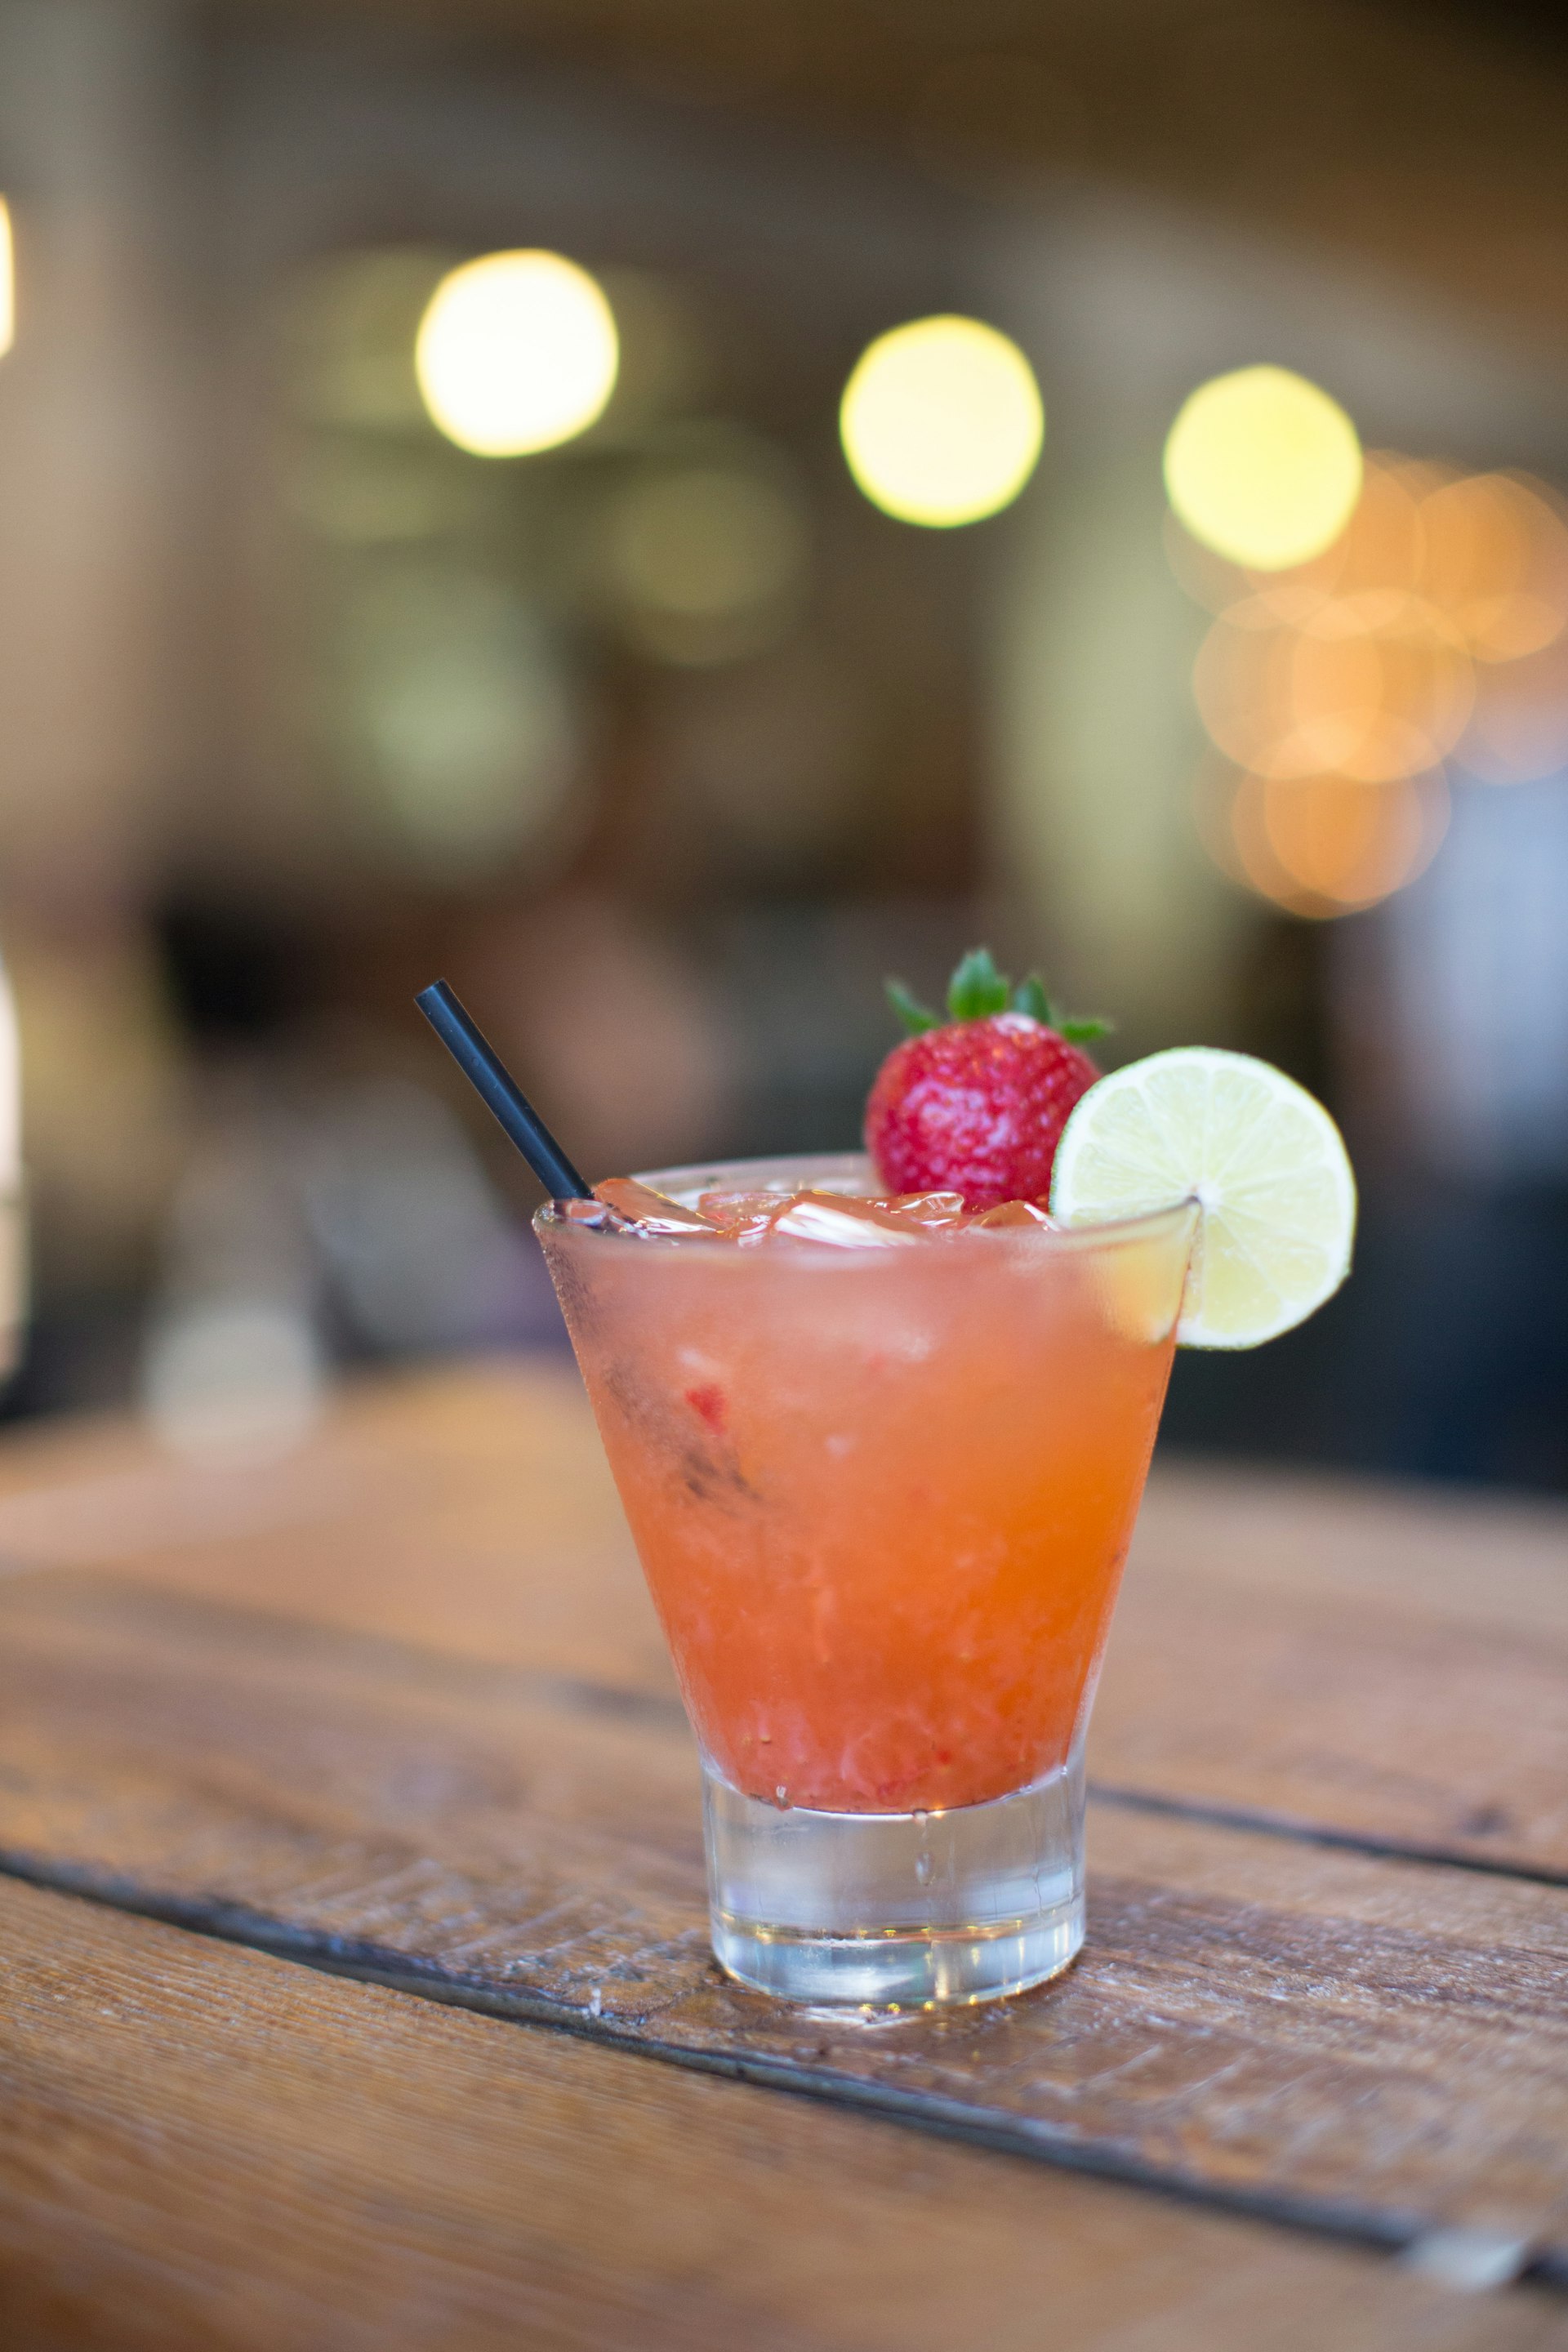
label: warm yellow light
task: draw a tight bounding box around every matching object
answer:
[0,200,14,359]
[1193,595,1473,786]
[1165,365,1362,571]
[1202,764,1448,917]
[1420,472,1568,662]
[415,250,617,457]
[840,314,1043,528]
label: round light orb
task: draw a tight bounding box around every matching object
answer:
[346,570,581,875]
[1235,768,1447,914]
[840,314,1044,528]
[415,250,617,458]
[605,456,809,665]
[1164,365,1362,572]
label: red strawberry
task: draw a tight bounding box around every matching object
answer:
[865,950,1107,1212]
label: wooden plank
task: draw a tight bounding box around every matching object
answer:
[1,1567,1566,2273]
[0,1361,1561,1876]
[2,1356,1561,1699]
[6,1877,1558,2352]
[0,1363,675,1695]
[1098,1466,1568,1879]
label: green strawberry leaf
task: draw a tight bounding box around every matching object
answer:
[947,947,1011,1022]
[895,947,1113,1040]
[885,978,943,1036]
[1010,973,1058,1026]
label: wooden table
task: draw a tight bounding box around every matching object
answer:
[1,1358,1566,2350]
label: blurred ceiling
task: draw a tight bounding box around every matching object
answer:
[237,0,1568,356]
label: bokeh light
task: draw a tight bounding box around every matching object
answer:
[340,569,582,874]
[1164,365,1363,571]
[840,314,1044,528]
[601,448,809,666]
[1178,448,1568,917]
[287,246,457,433]
[1202,765,1450,917]
[1420,471,1568,662]
[1193,596,1474,784]
[0,199,13,358]
[415,250,618,457]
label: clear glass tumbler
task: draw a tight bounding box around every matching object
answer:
[537,1154,1195,2007]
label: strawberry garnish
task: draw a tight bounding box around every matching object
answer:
[865,949,1107,1212]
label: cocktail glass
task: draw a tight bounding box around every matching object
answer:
[537,1153,1196,2007]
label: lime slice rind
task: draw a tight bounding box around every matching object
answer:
[1049,1046,1356,1349]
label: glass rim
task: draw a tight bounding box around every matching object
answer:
[534,1151,1199,1258]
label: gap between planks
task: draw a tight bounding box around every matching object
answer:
[4,1552,1566,2287]
[1,1832,1562,2298]
[0,1835,1540,2283]
[1089,1784,1568,1892]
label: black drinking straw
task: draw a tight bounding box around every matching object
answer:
[416,979,592,1200]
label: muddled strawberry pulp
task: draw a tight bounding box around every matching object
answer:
[573,1177,1058,1242]
[541,1161,1190,1816]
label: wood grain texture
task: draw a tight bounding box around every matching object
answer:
[9,1876,1563,2352]
[1,1361,1561,1875]
[1100,1467,1568,1880]
[2,1565,1566,2273]
[0,1364,675,1695]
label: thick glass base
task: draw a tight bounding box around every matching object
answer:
[703,1748,1085,2007]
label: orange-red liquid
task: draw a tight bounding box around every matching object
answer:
[541,1188,1189,1815]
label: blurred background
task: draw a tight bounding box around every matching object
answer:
[0,0,1565,1488]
